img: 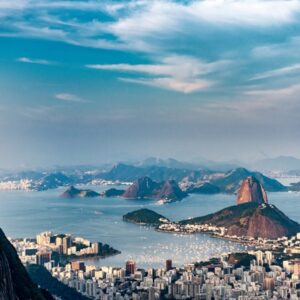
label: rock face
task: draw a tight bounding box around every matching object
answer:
[123,177,186,202]
[0,228,51,300]
[237,176,268,205]
[60,186,100,198]
[155,180,186,202]
[123,177,159,199]
[180,202,300,239]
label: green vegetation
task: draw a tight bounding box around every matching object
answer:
[228,252,256,269]
[123,208,168,226]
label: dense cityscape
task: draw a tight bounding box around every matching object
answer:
[9,231,300,299]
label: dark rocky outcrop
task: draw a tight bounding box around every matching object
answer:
[237,176,268,205]
[0,228,52,300]
[123,177,187,202]
[60,186,100,198]
[123,208,169,226]
[102,188,125,197]
[155,180,187,202]
[123,177,159,199]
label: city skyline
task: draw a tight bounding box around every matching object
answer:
[1,0,300,168]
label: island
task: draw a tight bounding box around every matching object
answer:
[60,186,100,198]
[123,208,169,226]
[102,188,125,197]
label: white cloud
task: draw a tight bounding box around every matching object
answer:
[120,77,212,94]
[245,83,300,97]
[3,0,300,95]
[87,55,227,93]
[1,0,300,53]
[250,63,300,80]
[55,93,86,103]
[17,57,53,65]
[252,36,300,58]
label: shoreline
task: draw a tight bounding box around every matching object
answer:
[123,220,282,250]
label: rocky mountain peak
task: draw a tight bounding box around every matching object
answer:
[237,176,268,205]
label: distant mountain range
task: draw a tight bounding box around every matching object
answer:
[0,158,296,193]
[100,163,208,182]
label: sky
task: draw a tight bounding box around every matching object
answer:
[1,0,300,169]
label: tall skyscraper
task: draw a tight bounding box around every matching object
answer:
[71,261,85,271]
[264,277,275,291]
[62,236,72,255]
[166,259,172,271]
[126,260,136,276]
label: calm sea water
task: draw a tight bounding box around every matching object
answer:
[0,186,299,268]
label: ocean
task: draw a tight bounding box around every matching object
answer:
[0,186,299,268]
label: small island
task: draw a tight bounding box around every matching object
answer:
[123,208,169,226]
[102,188,125,197]
[60,186,100,198]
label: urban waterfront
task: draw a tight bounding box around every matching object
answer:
[0,186,299,268]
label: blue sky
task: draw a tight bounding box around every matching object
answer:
[1,0,300,168]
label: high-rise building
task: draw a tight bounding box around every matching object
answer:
[264,277,275,291]
[86,279,97,297]
[148,287,155,300]
[91,242,101,254]
[255,251,264,266]
[71,261,86,271]
[126,260,136,275]
[55,235,64,246]
[36,231,52,245]
[36,251,51,266]
[62,235,72,255]
[265,251,273,265]
[166,259,172,271]
[293,260,300,276]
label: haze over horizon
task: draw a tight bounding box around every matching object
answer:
[1,0,300,169]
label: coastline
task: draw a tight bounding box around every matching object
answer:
[123,219,284,251]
